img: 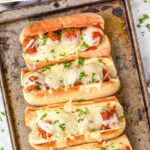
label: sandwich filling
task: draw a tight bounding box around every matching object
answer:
[22,25,104,62]
[31,101,124,140]
[24,57,118,91]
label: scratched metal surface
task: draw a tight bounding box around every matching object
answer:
[0,0,150,150]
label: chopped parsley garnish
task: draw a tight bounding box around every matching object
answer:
[77,99,84,103]
[101,147,108,150]
[42,64,51,72]
[41,37,48,46]
[1,112,5,116]
[1,129,4,132]
[54,120,59,124]
[138,138,141,142]
[15,56,19,60]
[59,123,65,131]
[92,72,96,82]
[89,120,93,123]
[132,131,135,135]
[0,147,4,150]
[78,57,84,66]
[36,60,40,62]
[40,113,47,120]
[121,23,125,30]
[59,53,66,56]
[146,24,150,32]
[30,25,33,28]
[78,108,89,117]
[98,58,102,63]
[62,61,72,68]
[50,49,55,53]
[34,85,39,90]
[123,53,126,56]
[141,31,145,36]
[59,28,71,38]
[144,0,147,2]
[78,118,84,123]
[137,24,141,28]
[81,42,89,49]
[139,14,149,24]
[80,33,83,40]
[45,58,48,62]
[59,79,63,83]
[136,120,139,125]
[110,142,114,148]
[79,71,88,84]
[0,117,2,122]
[56,111,60,114]
[90,129,96,132]
[53,56,56,59]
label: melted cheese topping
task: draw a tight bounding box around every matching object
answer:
[24,58,117,90]
[34,101,123,140]
[24,26,104,61]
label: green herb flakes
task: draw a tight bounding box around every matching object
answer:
[78,108,89,117]
[92,72,96,82]
[81,42,89,49]
[79,71,88,84]
[63,61,72,68]
[77,99,84,103]
[59,28,71,38]
[30,25,33,28]
[54,120,59,124]
[59,123,65,131]
[121,23,125,30]
[78,118,84,123]
[98,58,102,63]
[137,24,141,28]
[40,113,47,120]
[90,129,96,132]
[34,85,39,90]
[50,49,55,53]
[78,57,84,66]
[146,24,150,32]
[56,111,60,114]
[41,37,48,46]
[135,120,139,125]
[1,112,5,116]
[59,53,66,56]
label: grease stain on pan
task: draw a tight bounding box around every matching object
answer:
[0,37,10,51]
[82,6,99,13]
[53,2,60,8]
[101,5,112,10]
[138,109,143,121]
[112,7,123,18]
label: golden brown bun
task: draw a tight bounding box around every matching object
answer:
[23,35,110,70]
[20,13,109,70]
[21,56,120,106]
[20,13,104,43]
[25,96,126,150]
[62,135,133,150]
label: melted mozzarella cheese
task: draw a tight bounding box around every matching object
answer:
[82,26,104,47]
[24,26,104,61]
[24,58,117,90]
[34,102,121,140]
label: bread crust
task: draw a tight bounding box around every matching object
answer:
[21,56,120,106]
[25,96,126,150]
[62,135,132,150]
[23,35,111,70]
[20,13,104,43]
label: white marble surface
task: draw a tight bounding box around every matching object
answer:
[0,0,150,149]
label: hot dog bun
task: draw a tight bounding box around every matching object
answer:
[25,96,126,150]
[21,57,120,106]
[20,13,111,70]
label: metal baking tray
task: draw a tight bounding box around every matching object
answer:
[0,0,150,149]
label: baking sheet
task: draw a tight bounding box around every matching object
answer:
[0,0,150,149]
